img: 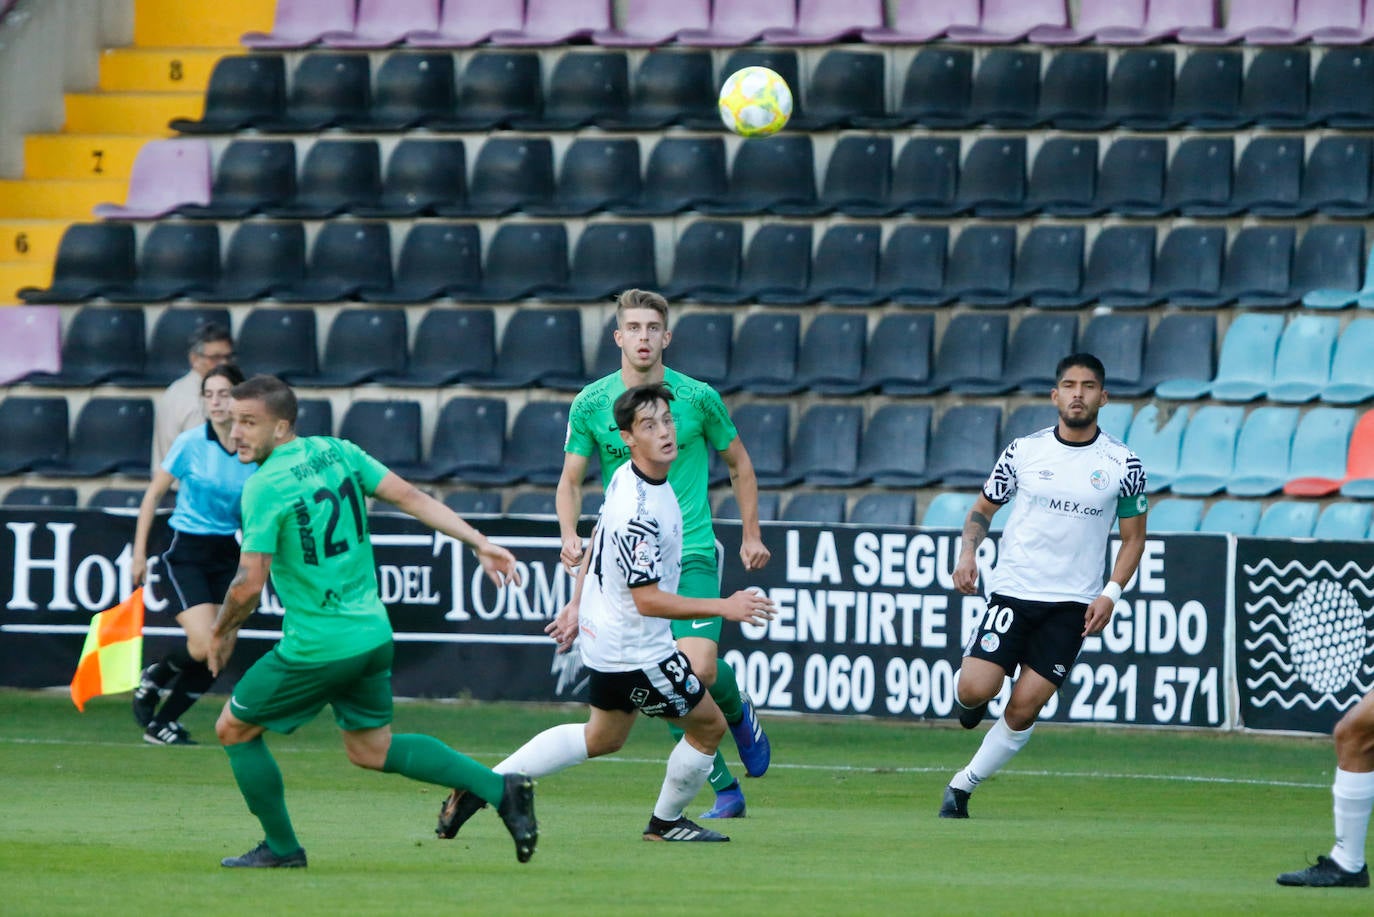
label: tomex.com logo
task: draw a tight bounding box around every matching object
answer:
[1243,558,1374,712]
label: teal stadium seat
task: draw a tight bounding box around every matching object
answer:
[1199,500,1261,535]
[1256,502,1319,539]
[1313,503,1373,540]
[1227,407,1300,497]
[1145,498,1204,533]
[1171,405,1245,496]
[1124,404,1187,493]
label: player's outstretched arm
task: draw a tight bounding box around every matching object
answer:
[209,551,271,676]
[630,582,775,627]
[546,546,589,654]
[720,437,771,572]
[1085,511,1148,636]
[131,468,177,586]
[954,494,1001,595]
[373,471,521,588]
[555,452,591,572]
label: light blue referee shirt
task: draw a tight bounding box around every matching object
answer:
[162,422,258,536]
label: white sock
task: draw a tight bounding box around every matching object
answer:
[949,716,1034,794]
[494,723,588,779]
[1329,768,1374,872]
[652,739,715,822]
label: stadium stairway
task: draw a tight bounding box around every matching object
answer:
[0,0,274,300]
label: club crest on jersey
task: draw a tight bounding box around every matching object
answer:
[684,675,700,695]
[632,539,652,569]
[1089,469,1110,491]
[980,633,1000,653]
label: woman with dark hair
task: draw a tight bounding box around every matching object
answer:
[131,363,256,745]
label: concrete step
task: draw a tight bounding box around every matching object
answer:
[62,91,201,135]
[0,220,68,265]
[0,179,125,219]
[134,0,276,48]
[0,262,52,301]
[23,135,150,181]
[99,47,230,93]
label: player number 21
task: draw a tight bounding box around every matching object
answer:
[312,477,365,559]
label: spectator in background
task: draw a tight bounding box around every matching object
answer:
[152,323,235,469]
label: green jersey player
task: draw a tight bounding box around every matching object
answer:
[559,289,772,820]
[208,375,537,868]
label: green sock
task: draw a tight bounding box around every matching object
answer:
[710,657,745,725]
[383,733,505,807]
[667,722,737,794]
[224,737,300,856]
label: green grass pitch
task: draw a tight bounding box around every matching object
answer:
[0,689,1367,916]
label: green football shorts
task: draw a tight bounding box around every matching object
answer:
[670,553,723,643]
[227,641,395,734]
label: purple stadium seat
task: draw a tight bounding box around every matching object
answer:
[862,0,979,43]
[676,0,796,46]
[1309,0,1374,42]
[93,139,211,219]
[241,0,355,49]
[592,0,709,46]
[1096,0,1217,43]
[1178,0,1294,44]
[945,0,1067,44]
[761,0,884,44]
[1030,0,1146,44]
[321,0,439,48]
[1249,0,1368,44]
[405,0,524,47]
[488,0,610,46]
[0,307,60,384]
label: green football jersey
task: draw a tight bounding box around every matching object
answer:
[239,436,391,662]
[566,366,737,558]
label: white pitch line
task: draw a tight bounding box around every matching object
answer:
[0,737,1328,789]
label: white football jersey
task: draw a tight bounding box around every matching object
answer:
[577,460,683,672]
[983,426,1148,604]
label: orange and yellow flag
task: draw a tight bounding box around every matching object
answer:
[70,588,145,711]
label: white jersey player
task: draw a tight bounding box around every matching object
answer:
[434,384,774,844]
[939,353,1149,820]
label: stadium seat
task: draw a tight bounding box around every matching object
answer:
[1096,0,1216,43]
[814,136,895,219]
[929,313,1011,395]
[1036,50,1108,130]
[177,140,297,219]
[1304,234,1373,310]
[236,308,318,380]
[527,139,640,217]
[731,404,794,488]
[1227,407,1301,497]
[398,397,506,484]
[1104,50,1176,130]
[887,48,974,129]
[488,0,610,46]
[891,137,962,218]
[139,308,231,388]
[1301,137,1374,219]
[1096,138,1168,216]
[716,492,782,523]
[1282,407,1359,496]
[861,313,935,396]
[1031,0,1144,43]
[320,0,437,48]
[676,0,795,45]
[921,492,976,529]
[1026,138,1099,217]
[1004,314,1077,392]
[87,488,159,512]
[469,308,583,391]
[1231,137,1305,217]
[1014,225,1087,308]
[198,221,306,302]
[795,313,868,396]
[430,51,541,130]
[806,224,881,306]
[506,492,557,517]
[24,306,144,387]
[94,139,211,219]
[103,222,220,303]
[1313,502,1373,540]
[1150,226,1227,308]
[698,136,818,216]
[1239,48,1311,128]
[297,308,407,388]
[361,222,480,303]
[359,52,457,130]
[444,490,503,516]
[405,0,523,46]
[946,0,1067,43]
[848,493,917,527]
[543,223,656,304]
[1158,312,1281,401]
[1310,48,1374,127]
[1082,226,1157,309]
[1293,226,1366,305]
[1125,404,1187,493]
[513,51,628,130]
[505,402,575,486]
[1173,50,1244,129]
[2,486,79,508]
[661,220,743,303]
[862,0,977,42]
[593,0,709,45]
[737,225,813,305]
[1257,502,1319,539]
[1096,404,1134,443]
[0,308,59,384]
[944,225,1017,306]
[955,137,1028,217]
[612,137,726,217]
[856,404,933,487]
[724,313,801,395]
[1171,406,1246,496]
[1178,0,1293,43]
[876,224,950,306]
[599,49,716,129]
[796,49,886,129]
[1338,413,1374,498]
[467,223,568,302]
[294,398,333,438]
[1268,316,1340,404]
[242,0,355,48]
[1257,0,1370,43]
[352,139,467,217]
[19,223,135,304]
[968,50,1042,129]
[32,398,153,478]
[787,405,864,487]
[1217,227,1297,308]
[0,397,68,475]
[262,139,381,218]
[1198,500,1260,535]
[761,0,882,43]
[1128,314,1217,398]
[926,405,1001,488]
[781,492,847,525]
[170,55,286,133]
[1001,405,1059,447]
[272,221,392,302]
[258,53,372,133]
[1080,313,1148,394]
[1323,319,1374,404]
[1145,498,1203,534]
[376,308,492,388]
[1162,137,1236,218]
[440,137,554,217]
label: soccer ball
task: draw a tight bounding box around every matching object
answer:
[718,66,793,138]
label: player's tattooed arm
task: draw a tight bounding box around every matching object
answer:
[953,495,1000,596]
[209,552,271,676]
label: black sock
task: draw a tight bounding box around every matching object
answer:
[145,647,194,689]
[151,659,215,726]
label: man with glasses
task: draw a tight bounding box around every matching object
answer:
[153,323,236,469]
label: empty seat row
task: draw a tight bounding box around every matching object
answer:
[1149,499,1374,539]
[0,486,174,510]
